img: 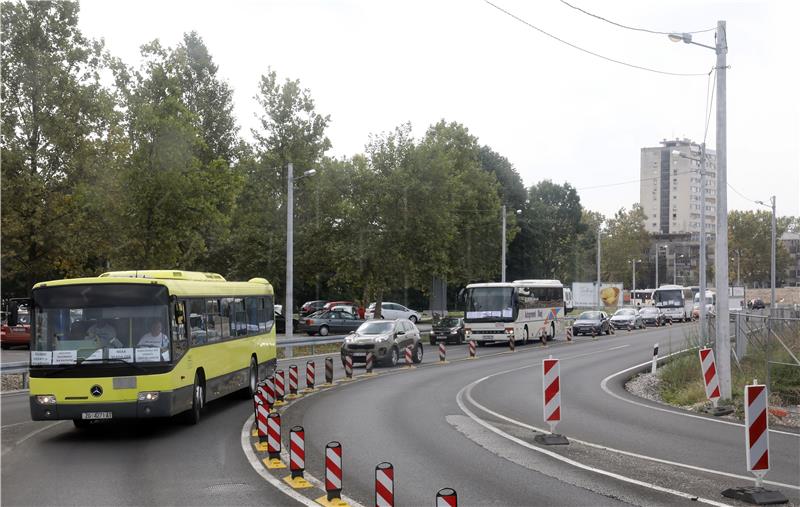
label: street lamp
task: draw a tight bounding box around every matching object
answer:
[286,163,317,341]
[673,146,709,341]
[755,196,777,312]
[674,254,685,285]
[669,20,730,399]
[628,259,642,299]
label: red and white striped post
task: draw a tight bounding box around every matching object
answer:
[265,375,276,408]
[305,360,315,391]
[267,412,281,460]
[438,343,446,363]
[274,369,285,403]
[255,394,268,442]
[375,462,394,507]
[325,357,334,385]
[289,425,305,479]
[436,488,457,507]
[566,325,572,342]
[288,364,299,397]
[344,354,353,379]
[468,340,476,359]
[698,347,721,405]
[745,383,770,485]
[365,352,375,374]
[404,346,412,367]
[543,357,561,434]
[258,380,274,411]
[508,334,515,352]
[325,441,343,501]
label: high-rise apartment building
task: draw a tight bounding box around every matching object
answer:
[640,138,717,237]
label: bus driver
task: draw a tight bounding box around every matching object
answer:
[138,320,169,349]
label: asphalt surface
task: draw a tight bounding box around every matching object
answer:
[2,322,798,506]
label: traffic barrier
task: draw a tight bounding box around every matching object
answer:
[305,360,316,391]
[651,343,659,374]
[566,326,572,342]
[438,343,446,363]
[468,340,477,359]
[274,369,286,405]
[258,380,274,411]
[325,357,334,385]
[344,354,353,379]
[534,356,569,445]
[609,325,615,335]
[698,347,721,403]
[508,335,515,352]
[263,412,286,469]
[325,441,344,501]
[375,462,394,507]
[255,394,267,442]
[284,425,313,489]
[404,346,412,367]
[287,364,299,398]
[365,352,375,374]
[265,376,276,407]
[436,488,457,507]
[721,383,787,504]
[668,317,673,326]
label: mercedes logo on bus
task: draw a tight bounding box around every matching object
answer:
[90,385,103,397]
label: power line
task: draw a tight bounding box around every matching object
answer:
[702,67,716,145]
[482,0,709,77]
[577,168,698,191]
[559,0,716,36]
[727,182,760,204]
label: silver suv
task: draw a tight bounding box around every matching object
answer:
[341,319,423,367]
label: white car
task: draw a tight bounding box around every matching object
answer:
[365,302,421,323]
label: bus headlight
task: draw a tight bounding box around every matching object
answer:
[505,327,514,336]
[465,328,472,336]
[137,391,160,402]
[36,395,57,405]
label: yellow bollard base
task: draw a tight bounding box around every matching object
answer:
[284,476,314,489]
[273,400,287,407]
[362,372,377,377]
[285,393,301,399]
[339,377,356,382]
[402,365,416,369]
[315,495,351,507]
[438,360,449,365]
[301,388,316,393]
[251,429,258,437]
[263,457,286,469]
[254,442,268,452]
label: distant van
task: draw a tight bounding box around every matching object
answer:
[563,288,574,313]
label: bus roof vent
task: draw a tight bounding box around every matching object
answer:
[248,277,270,285]
[99,270,225,281]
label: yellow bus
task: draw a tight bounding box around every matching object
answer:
[28,270,276,426]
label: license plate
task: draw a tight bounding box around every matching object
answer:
[351,352,366,358]
[482,335,494,340]
[13,327,25,332]
[82,412,112,420]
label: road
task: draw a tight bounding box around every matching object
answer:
[2,322,798,506]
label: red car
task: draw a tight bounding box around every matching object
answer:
[1,310,31,349]
[322,300,364,319]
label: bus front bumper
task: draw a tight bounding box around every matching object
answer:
[30,387,190,421]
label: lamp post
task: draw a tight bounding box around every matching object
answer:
[756,196,777,312]
[286,163,317,341]
[732,249,741,286]
[669,22,730,398]
[674,145,709,340]
[673,254,685,285]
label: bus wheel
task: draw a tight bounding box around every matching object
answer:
[242,356,258,399]
[184,373,204,425]
[523,327,529,345]
[550,323,556,341]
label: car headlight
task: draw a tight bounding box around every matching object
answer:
[375,334,389,343]
[36,395,56,405]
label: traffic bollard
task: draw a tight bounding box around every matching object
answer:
[305,360,315,391]
[468,340,476,359]
[566,326,572,342]
[345,354,353,379]
[325,357,334,385]
[255,394,267,441]
[508,336,515,352]
[365,352,375,374]
[404,346,412,367]
[284,425,313,489]
[274,369,286,405]
[325,441,343,501]
[264,412,285,469]
[288,364,299,398]
[375,462,394,507]
[438,343,446,363]
[436,488,457,507]
[651,343,659,374]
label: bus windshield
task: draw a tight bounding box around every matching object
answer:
[31,284,171,366]
[653,289,683,308]
[465,287,514,321]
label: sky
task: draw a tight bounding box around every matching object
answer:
[77,0,799,219]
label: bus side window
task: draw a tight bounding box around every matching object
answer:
[187,299,206,346]
[172,301,188,361]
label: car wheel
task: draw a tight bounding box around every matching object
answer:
[184,373,204,425]
[409,315,418,324]
[319,325,329,336]
[412,343,423,364]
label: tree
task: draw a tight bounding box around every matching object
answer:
[1,1,120,295]
[728,210,791,287]
[600,205,652,288]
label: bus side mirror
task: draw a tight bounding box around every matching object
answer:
[174,302,185,325]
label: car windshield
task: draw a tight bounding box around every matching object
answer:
[31,284,171,366]
[615,309,635,316]
[465,287,514,321]
[438,317,460,327]
[578,311,601,320]
[357,321,394,335]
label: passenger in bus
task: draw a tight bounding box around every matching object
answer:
[86,320,123,347]
[138,320,169,349]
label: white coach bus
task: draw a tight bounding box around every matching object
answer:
[463,280,565,345]
[652,284,694,322]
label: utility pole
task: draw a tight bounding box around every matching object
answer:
[655,245,659,289]
[770,196,776,313]
[501,204,506,282]
[699,143,708,343]
[596,227,602,309]
[286,162,294,341]
[714,20,731,400]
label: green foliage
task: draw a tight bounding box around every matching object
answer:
[601,205,652,287]
[728,210,791,287]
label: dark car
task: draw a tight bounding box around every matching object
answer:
[429,317,465,345]
[571,311,611,336]
[749,299,766,310]
[275,311,299,334]
[341,319,423,367]
[299,310,364,336]
[300,300,328,317]
[639,306,666,327]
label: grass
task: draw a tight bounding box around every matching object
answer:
[658,321,800,411]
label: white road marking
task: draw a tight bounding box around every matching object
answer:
[456,383,731,506]
[600,352,800,438]
[460,359,800,492]
[2,420,66,456]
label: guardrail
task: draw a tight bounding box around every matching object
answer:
[278,335,346,358]
[1,360,30,389]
